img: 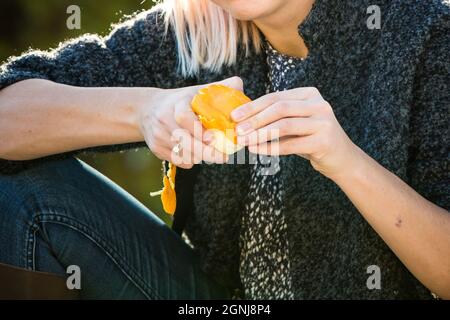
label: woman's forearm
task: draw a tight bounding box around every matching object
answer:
[0,79,155,160]
[333,148,450,298]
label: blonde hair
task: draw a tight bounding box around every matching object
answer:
[152,0,262,77]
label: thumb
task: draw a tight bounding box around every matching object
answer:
[214,76,244,92]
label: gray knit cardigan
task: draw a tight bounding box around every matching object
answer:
[0,0,449,299]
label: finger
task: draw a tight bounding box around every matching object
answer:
[231,87,321,122]
[213,76,244,91]
[238,118,320,146]
[235,98,323,135]
[150,122,228,165]
[170,130,202,165]
[148,143,193,169]
[150,126,222,167]
[248,135,318,156]
[171,131,228,165]
[175,162,195,170]
[174,100,205,141]
[153,125,199,163]
[202,145,230,164]
[153,108,189,148]
[152,125,180,150]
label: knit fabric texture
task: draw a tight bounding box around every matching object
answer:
[239,42,303,300]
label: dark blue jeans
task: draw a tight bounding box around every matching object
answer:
[0,157,230,299]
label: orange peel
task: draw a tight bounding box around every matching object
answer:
[152,85,250,215]
[151,162,177,215]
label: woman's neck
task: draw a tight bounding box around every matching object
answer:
[253,0,315,59]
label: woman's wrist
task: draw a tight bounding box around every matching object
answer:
[77,86,165,145]
[129,86,166,141]
[327,144,371,187]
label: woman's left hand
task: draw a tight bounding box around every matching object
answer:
[232,88,450,299]
[231,87,364,181]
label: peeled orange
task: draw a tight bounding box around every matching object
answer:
[191,84,251,155]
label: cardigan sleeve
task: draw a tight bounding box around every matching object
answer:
[0,10,174,91]
[407,15,450,211]
[0,10,189,174]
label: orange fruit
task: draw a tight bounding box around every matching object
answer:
[153,85,250,215]
[191,84,251,154]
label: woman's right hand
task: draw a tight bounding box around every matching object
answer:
[137,77,243,169]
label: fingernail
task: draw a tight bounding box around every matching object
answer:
[236,122,252,135]
[231,108,245,121]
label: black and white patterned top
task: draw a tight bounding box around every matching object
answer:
[239,43,305,299]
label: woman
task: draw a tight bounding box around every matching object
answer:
[0,0,448,299]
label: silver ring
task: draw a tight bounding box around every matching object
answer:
[172,143,182,157]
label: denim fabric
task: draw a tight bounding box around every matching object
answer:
[0,157,230,300]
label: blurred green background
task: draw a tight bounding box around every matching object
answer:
[0,0,171,224]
